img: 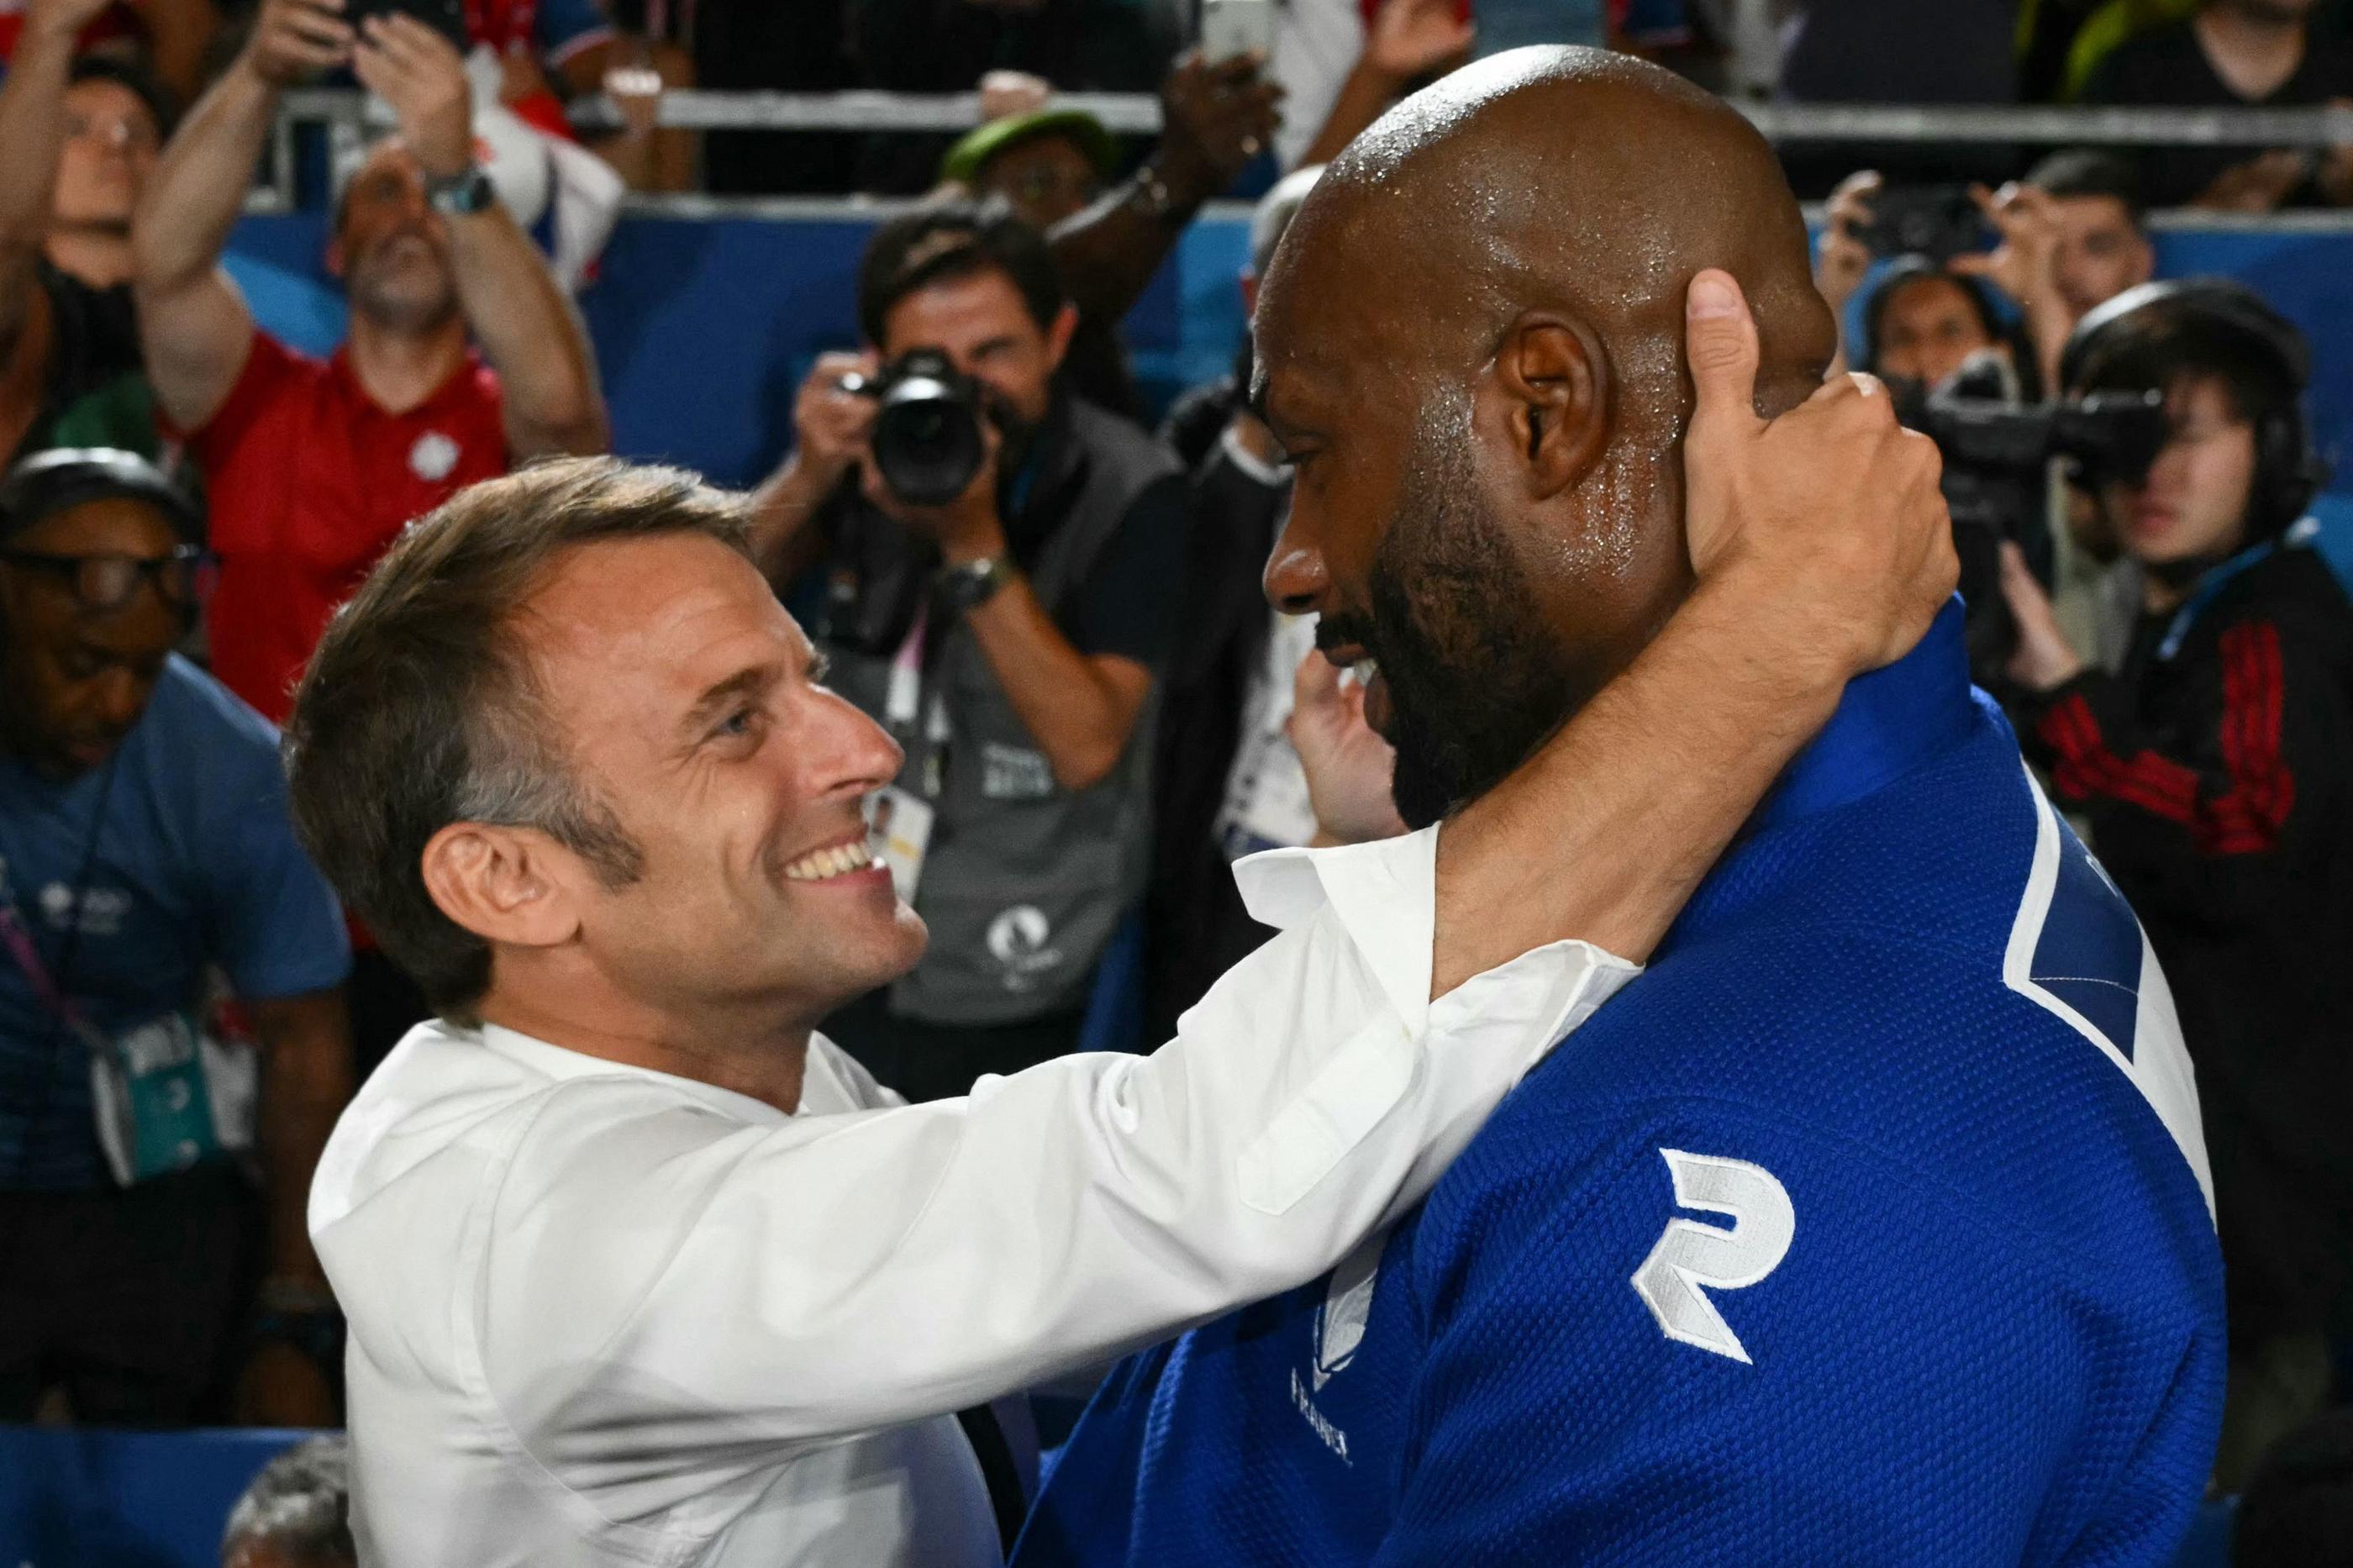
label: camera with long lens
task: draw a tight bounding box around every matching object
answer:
[838,349,988,507]
[1898,356,2169,684]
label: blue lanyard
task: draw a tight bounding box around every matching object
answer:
[2154,516,2317,662]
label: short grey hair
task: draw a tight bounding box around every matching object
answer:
[222,1435,355,1565]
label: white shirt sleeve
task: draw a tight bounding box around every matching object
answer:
[479,823,1638,1475]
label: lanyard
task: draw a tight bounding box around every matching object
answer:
[0,750,123,1055]
[2155,516,2316,662]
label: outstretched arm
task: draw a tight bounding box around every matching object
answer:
[350,15,608,458]
[0,0,120,355]
[1047,51,1280,326]
[444,275,1954,1464]
[133,0,350,429]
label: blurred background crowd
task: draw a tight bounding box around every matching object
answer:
[2,0,2352,1563]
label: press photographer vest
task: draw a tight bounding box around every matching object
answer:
[821,399,1175,1025]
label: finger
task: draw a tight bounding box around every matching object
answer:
[1947,250,1995,277]
[371,13,438,67]
[1967,181,2001,221]
[1292,649,1343,713]
[1683,268,1762,445]
[285,13,355,49]
[279,32,353,67]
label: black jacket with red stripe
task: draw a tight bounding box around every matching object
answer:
[2018,545,2353,1171]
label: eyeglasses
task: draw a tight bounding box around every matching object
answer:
[0,545,215,612]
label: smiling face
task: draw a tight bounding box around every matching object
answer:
[2099,375,2259,569]
[1250,49,1832,829]
[1251,186,1687,829]
[508,534,925,1025]
[0,498,184,781]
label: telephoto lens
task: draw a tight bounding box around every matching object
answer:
[841,350,989,507]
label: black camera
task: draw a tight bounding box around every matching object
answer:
[1899,356,2169,682]
[839,350,988,508]
[1859,186,1992,266]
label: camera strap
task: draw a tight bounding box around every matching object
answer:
[882,615,952,799]
[2155,515,2315,662]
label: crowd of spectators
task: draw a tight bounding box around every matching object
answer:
[0,0,2351,1561]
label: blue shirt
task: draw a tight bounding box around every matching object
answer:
[0,655,349,1191]
[1016,604,2227,1568]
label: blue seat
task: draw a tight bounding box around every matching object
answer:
[0,1423,309,1568]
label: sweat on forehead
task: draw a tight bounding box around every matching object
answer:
[1261,46,1833,403]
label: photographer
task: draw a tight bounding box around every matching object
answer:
[748,198,1184,1100]
[1998,280,2353,1492]
[1815,175,2028,389]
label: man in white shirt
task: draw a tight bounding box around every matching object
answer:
[280,281,1950,1567]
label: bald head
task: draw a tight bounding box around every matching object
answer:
[1260,46,1832,434]
[1253,48,1836,827]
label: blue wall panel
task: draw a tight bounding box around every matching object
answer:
[224,211,2348,494]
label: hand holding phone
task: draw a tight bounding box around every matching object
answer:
[1200,0,1280,63]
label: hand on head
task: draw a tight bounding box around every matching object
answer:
[1681,268,1957,680]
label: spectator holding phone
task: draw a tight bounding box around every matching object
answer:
[0,0,175,470]
[131,0,606,1071]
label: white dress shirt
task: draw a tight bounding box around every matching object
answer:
[310,826,1637,1568]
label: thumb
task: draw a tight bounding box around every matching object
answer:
[1684,269,1761,451]
[1291,648,1344,720]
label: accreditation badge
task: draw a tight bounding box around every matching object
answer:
[866,787,936,903]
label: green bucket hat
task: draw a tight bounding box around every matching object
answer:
[940,108,1118,187]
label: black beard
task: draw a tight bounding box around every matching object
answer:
[1329,409,1577,830]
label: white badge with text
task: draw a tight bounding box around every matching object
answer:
[866,787,936,902]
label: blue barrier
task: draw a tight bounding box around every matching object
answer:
[224,209,2352,497]
[0,1424,308,1568]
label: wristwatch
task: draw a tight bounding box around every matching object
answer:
[938,555,1016,611]
[426,165,497,218]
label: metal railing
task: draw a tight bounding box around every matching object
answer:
[242,91,2353,218]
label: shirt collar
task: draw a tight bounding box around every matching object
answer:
[475,1022,797,1124]
[329,343,485,418]
[1674,595,1977,938]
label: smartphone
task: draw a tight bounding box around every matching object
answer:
[1200,0,1281,63]
[1856,186,1992,266]
[348,0,472,55]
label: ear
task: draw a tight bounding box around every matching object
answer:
[418,821,581,954]
[1043,301,1079,374]
[1480,312,1612,502]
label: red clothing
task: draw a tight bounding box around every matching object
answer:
[187,331,508,721]
[0,1,139,62]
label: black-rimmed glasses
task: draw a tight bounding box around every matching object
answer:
[0,545,216,612]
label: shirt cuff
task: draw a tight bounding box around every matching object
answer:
[1234,825,1641,1054]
